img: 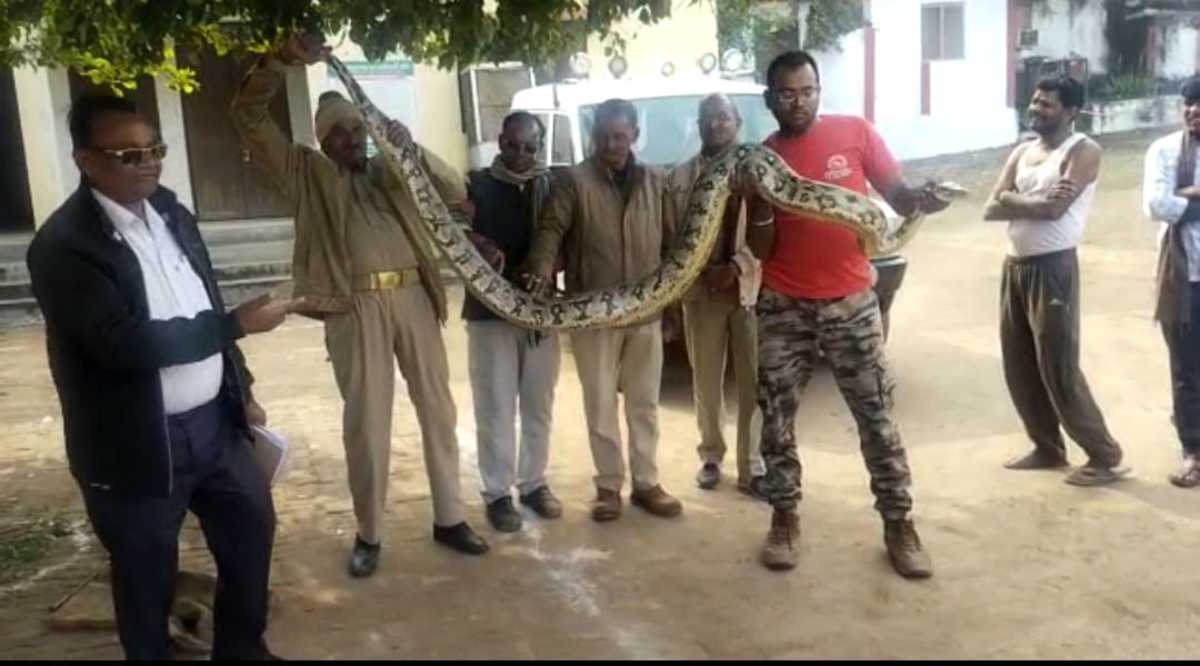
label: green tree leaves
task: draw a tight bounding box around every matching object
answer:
[0,0,676,92]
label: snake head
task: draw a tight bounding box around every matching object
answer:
[928,181,969,201]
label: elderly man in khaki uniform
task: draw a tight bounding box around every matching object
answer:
[523,98,682,522]
[667,94,767,498]
[231,35,488,578]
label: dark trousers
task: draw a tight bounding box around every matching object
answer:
[1000,249,1123,467]
[79,399,276,660]
[1161,282,1200,455]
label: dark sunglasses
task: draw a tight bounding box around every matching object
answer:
[98,143,168,166]
[504,141,541,156]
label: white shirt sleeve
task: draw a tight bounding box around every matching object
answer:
[1144,138,1190,225]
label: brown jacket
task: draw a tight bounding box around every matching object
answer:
[229,57,465,321]
[525,156,675,313]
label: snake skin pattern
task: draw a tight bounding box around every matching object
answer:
[325,55,966,332]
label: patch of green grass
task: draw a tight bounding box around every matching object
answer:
[0,513,80,585]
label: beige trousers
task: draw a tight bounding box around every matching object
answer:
[570,322,663,492]
[324,286,465,543]
[682,290,764,482]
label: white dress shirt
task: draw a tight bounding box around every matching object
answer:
[93,190,224,414]
[1142,130,1200,282]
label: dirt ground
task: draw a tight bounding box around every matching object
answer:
[2,128,1198,660]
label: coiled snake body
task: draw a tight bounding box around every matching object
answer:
[326,56,965,331]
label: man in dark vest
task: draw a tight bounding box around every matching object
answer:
[462,112,563,531]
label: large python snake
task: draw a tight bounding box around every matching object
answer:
[326,56,966,332]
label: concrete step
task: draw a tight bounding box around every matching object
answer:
[0,297,40,328]
[209,240,293,267]
[0,260,29,285]
[0,281,31,302]
[0,233,32,264]
[0,218,293,260]
[199,219,294,247]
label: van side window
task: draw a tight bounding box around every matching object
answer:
[536,112,552,166]
[551,115,573,166]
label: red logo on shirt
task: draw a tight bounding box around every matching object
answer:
[824,154,851,181]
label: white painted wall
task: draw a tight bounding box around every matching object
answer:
[1090,94,1180,134]
[1024,0,1107,72]
[152,78,194,212]
[13,66,74,225]
[1159,19,1199,79]
[821,0,1015,161]
[583,0,720,80]
[1025,1,1198,79]
[814,27,866,116]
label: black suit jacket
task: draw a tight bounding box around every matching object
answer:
[27,185,255,498]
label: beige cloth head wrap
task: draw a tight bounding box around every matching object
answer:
[315,95,363,143]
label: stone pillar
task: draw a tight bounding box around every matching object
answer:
[13,66,74,226]
[153,77,195,212]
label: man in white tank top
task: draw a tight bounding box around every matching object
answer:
[983,76,1128,486]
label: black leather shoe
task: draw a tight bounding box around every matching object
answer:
[486,496,523,532]
[519,486,563,519]
[696,462,722,490]
[347,535,381,578]
[433,522,490,555]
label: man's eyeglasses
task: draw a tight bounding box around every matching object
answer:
[772,88,821,105]
[98,143,168,166]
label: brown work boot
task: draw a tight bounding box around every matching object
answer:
[884,518,933,579]
[760,510,799,571]
[630,485,683,518]
[591,488,622,522]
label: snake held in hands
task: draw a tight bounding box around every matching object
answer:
[326,55,967,332]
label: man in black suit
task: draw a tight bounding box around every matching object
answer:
[26,93,300,660]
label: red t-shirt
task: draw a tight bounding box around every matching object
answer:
[762,115,902,299]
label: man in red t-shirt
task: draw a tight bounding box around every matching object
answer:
[744,51,953,579]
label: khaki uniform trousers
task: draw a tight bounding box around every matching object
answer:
[324,285,465,544]
[570,321,663,493]
[682,288,765,483]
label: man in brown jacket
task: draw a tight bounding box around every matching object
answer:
[523,98,682,521]
[231,35,487,578]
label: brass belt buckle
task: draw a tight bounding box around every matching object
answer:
[377,271,401,290]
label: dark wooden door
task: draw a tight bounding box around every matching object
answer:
[179,48,293,221]
[0,68,34,232]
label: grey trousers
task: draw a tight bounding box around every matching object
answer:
[467,320,561,503]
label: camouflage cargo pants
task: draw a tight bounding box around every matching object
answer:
[756,287,913,520]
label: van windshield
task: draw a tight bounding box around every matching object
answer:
[579,94,776,167]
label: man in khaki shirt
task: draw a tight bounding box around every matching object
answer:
[230,35,488,578]
[666,94,767,499]
[523,98,682,522]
